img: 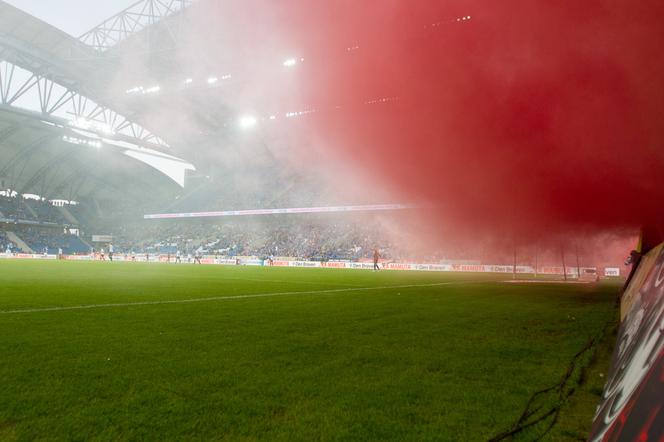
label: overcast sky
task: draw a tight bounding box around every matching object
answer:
[4,0,135,36]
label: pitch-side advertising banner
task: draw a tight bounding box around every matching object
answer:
[0,253,57,260]
[604,268,621,277]
[2,253,610,279]
[91,235,113,243]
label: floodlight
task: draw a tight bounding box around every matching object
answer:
[68,118,114,135]
[239,115,258,129]
[283,58,304,68]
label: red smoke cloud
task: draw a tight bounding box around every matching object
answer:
[193,0,664,240]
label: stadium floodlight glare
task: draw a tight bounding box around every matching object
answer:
[22,193,44,201]
[207,77,219,85]
[239,115,258,129]
[285,109,316,118]
[69,118,114,135]
[283,58,304,67]
[62,135,102,149]
[126,85,160,95]
[184,78,193,85]
[0,190,18,198]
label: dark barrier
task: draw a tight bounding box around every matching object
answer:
[589,244,664,440]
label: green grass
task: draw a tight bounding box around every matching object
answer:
[0,261,619,441]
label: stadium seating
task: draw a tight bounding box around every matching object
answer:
[24,200,70,225]
[8,228,89,255]
[0,196,78,226]
[0,231,19,252]
[107,219,393,261]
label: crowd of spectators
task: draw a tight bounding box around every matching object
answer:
[14,227,89,254]
[0,190,441,261]
[29,201,70,224]
[110,218,398,261]
[0,196,71,225]
[0,231,18,253]
[0,227,89,255]
[0,196,31,221]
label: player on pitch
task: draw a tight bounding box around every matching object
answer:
[373,248,381,272]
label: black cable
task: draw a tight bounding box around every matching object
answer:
[487,320,614,442]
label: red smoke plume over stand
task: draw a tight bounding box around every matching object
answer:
[191,0,664,252]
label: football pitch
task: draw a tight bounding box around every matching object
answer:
[0,260,619,441]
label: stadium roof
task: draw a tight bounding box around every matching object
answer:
[0,107,188,202]
[0,0,196,204]
[1,0,358,209]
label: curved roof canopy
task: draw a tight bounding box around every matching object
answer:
[0,1,195,202]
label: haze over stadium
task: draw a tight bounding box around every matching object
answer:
[0,0,662,440]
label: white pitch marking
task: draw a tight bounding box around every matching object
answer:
[219,276,363,288]
[0,282,464,315]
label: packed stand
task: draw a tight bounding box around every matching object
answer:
[0,196,34,221]
[14,227,89,255]
[109,218,399,261]
[26,200,70,225]
[0,196,74,225]
[0,231,19,253]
